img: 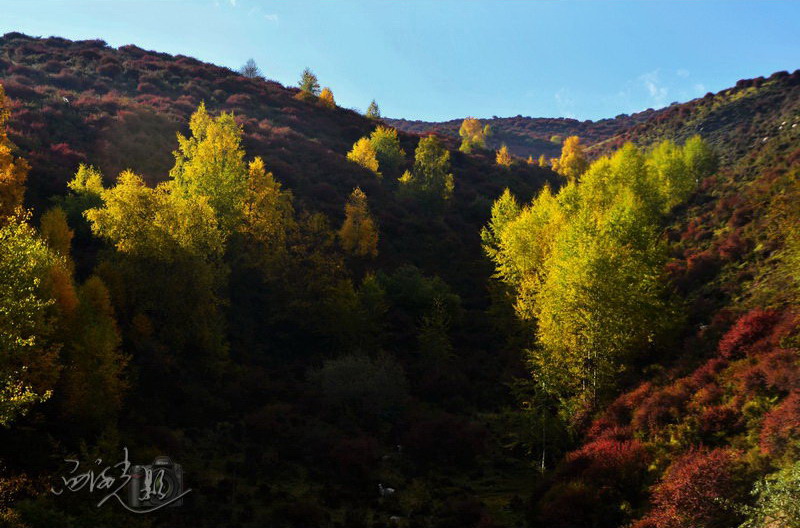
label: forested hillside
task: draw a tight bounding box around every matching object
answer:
[0,31,798,528]
[387,112,656,160]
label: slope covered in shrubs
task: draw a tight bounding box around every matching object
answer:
[525,74,800,527]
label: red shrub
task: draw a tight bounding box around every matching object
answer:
[97,61,122,77]
[716,229,748,260]
[639,448,749,528]
[760,349,800,392]
[589,382,653,438]
[632,382,692,434]
[690,357,729,386]
[565,435,650,486]
[760,391,800,456]
[718,309,782,359]
[226,93,252,107]
[698,405,743,437]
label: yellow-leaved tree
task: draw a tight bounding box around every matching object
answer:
[553,135,589,182]
[319,87,336,108]
[170,102,249,233]
[239,156,297,272]
[496,144,513,167]
[0,84,29,218]
[339,187,378,258]
[483,137,715,411]
[459,117,491,153]
[347,137,380,176]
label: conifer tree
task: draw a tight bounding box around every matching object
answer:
[366,99,381,119]
[339,187,378,258]
[496,144,513,167]
[298,67,320,97]
[319,87,336,108]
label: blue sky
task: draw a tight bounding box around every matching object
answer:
[2,1,798,121]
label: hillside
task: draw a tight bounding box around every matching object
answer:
[0,33,559,528]
[387,111,656,159]
[0,31,799,528]
[0,31,555,297]
[388,70,800,168]
[590,70,800,164]
[520,73,800,526]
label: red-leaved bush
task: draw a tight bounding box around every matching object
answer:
[760,390,800,457]
[718,309,782,359]
[637,448,750,528]
[564,434,650,486]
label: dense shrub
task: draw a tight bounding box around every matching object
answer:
[759,391,800,458]
[638,448,751,528]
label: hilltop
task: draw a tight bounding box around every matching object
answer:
[389,70,800,166]
[386,111,656,159]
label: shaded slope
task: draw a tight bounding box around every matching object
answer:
[0,32,558,303]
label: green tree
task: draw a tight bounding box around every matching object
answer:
[683,133,719,182]
[369,126,405,174]
[84,169,228,364]
[60,275,128,427]
[54,164,106,242]
[39,207,74,260]
[86,170,225,260]
[0,215,62,426]
[742,461,800,528]
[239,157,296,271]
[366,99,381,119]
[298,67,320,97]
[412,135,454,200]
[312,353,407,420]
[553,135,589,182]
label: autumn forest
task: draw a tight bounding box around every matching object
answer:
[0,28,799,528]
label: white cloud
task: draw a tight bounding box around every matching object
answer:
[677,69,690,78]
[229,0,236,6]
[694,83,707,94]
[554,88,576,119]
[264,13,279,22]
[639,70,669,108]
